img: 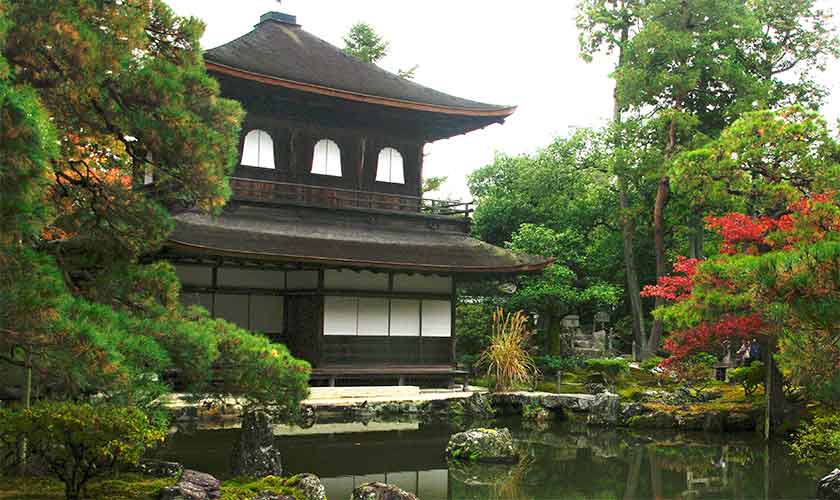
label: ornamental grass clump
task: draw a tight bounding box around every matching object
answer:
[479,308,539,392]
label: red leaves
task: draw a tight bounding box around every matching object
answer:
[705,192,839,253]
[641,256,700,301]
[661,313,766,367]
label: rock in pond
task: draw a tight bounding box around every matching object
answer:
[350,481,417,500]
[159,469,221,500]
[446,428,518,463]
[586,392,621,426]
[818,468,840,500]
[231,410,283,477]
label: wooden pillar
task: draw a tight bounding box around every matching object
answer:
[450,275,457,365]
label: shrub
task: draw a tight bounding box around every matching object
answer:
[730,362,765,396]
[640,356,665,371]
[688,352,719,367]
[478,308,539,392]
[0,402,166,500]
[790,412,840,465]
[584,357,629,386]
[535,355,584,376]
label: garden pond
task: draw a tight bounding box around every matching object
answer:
[153,416,826,499]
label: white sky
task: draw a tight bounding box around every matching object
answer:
[167,0,840,201]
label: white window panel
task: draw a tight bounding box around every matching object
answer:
[422,300,451,337]
[357,298,389,336]
[217,267,285,289]
[174,264,213,287]
[286,270,318,289]
[241,129,275,168]
[249,295,284,334]
[324,269,388,291]
[213,293,249,329]
[311,139,342,176]
[389,299,420,336]
[324,296,357,336]
[393,274,452,294]
[375,147,405,184]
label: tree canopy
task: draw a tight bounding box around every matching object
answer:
[0,0,309,415]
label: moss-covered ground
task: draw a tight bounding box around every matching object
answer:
[0,474,310,500]
[0,474,175,499]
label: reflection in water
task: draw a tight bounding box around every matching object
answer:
[155,418,820,500]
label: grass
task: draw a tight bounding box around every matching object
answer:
[0,474,175,499]
[219,475,307,500]
[0,474,311,500]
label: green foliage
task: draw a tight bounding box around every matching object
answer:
[468,130,625,338]
[672,106,840,214]
[0,1,310,413]
[535,355,585,376]
[687,352,718,368]
[640,355,665,371]
[584,357,630,384]
[0,402,166,500]
[342,22,389,63]
[455,301,495,363]
[422,175,448,194]
[730,362,765,396]
[0,474,176,500]
[790,412,840,466]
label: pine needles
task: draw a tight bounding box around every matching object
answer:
[479,307,539,392]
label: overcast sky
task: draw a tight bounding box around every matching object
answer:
[167,0,840,200]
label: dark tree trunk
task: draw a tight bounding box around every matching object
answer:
[764,337,786,439]
[647,175,670,354]
[619,186,646,357]
[612,17,647,358]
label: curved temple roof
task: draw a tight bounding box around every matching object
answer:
[165,209,552,274]
[204,15,516,118]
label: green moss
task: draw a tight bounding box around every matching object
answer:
[220,475,307,500]
[0,474,176,499]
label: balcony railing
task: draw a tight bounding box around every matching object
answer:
[229,177,473,219]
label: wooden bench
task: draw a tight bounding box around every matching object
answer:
[311,365,469,387]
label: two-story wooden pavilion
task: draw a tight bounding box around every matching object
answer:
[158,12,552,386]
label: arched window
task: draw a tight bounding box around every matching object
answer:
[240,129,275,168]
[311,139,342,176]
[376,147,405,184]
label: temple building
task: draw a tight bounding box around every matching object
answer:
[158,11,552,385]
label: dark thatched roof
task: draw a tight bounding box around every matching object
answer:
[165,208,551,274]
[204,16,515,118]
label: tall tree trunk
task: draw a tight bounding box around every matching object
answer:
[764,336,785,439]
[612,12,647,358]
[646,100,681,354]
[619,185,646,356]
[647,175,670,354]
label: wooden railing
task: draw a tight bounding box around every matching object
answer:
[229,177,473,219]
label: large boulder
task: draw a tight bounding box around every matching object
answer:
[288,473,327,500]
[350,482,417,500]
[134,459,183,478]
[446,428,518,463]
[586,392,621,426]
[231,410,283,477]
[159,469,221,500]
[818,468,840,500]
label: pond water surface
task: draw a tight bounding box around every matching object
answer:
[155,417,824,499]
